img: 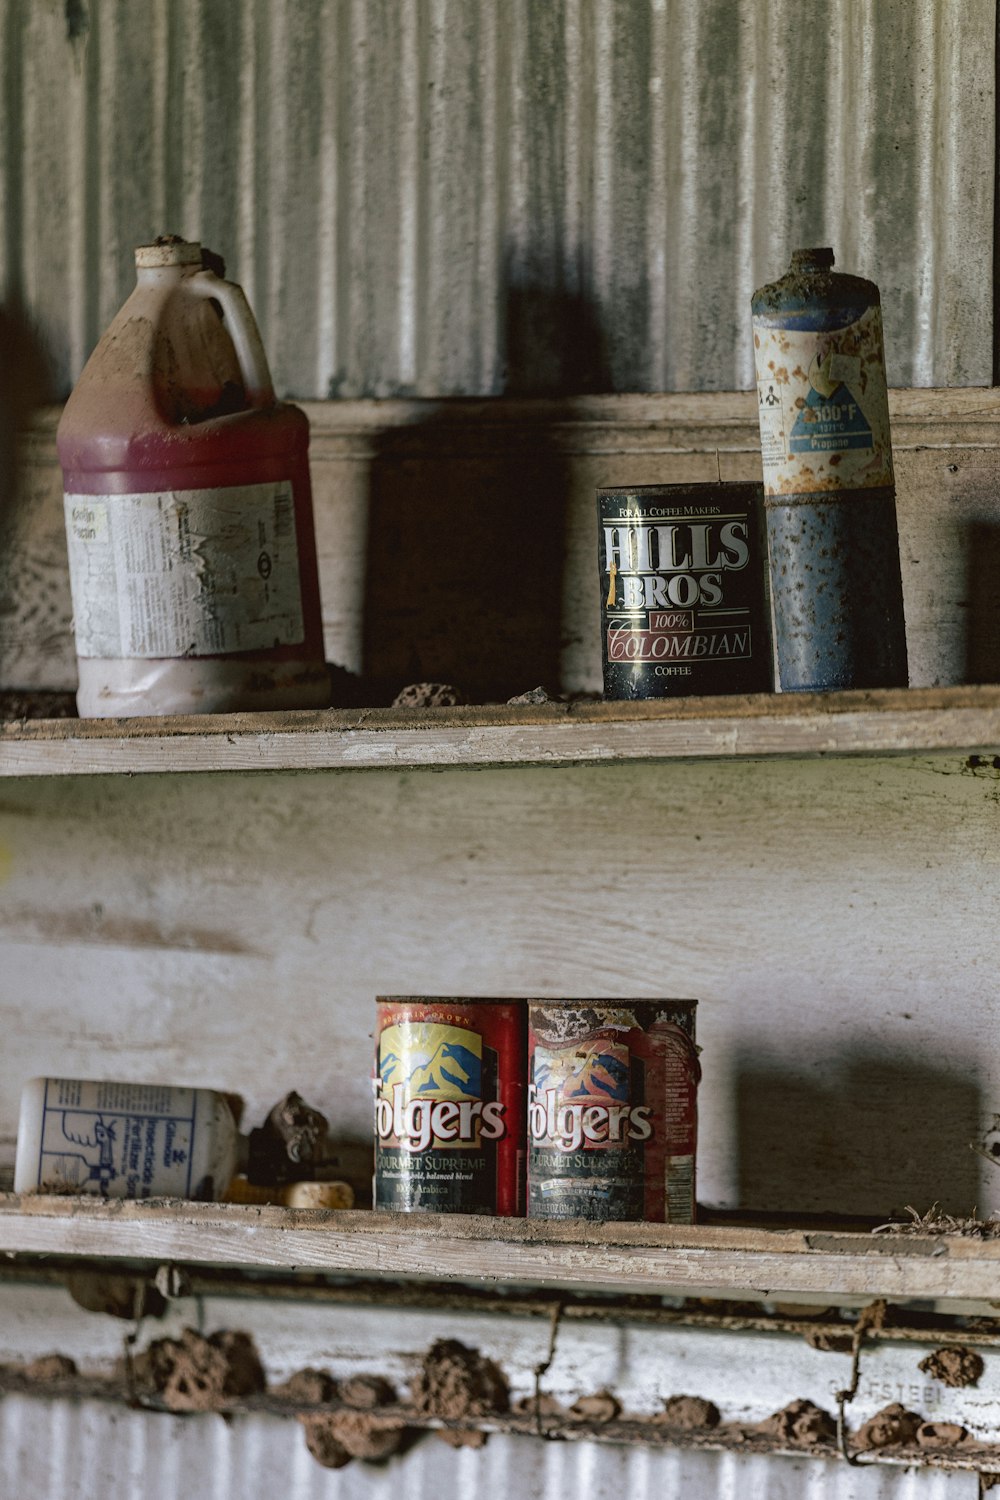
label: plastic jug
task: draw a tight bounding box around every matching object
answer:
[15,1077,245,1199]
[57,237,330,716]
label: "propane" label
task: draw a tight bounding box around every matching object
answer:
[753,305,893,497]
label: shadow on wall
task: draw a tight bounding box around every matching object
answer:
[353,282,610,706]
[964,520,1000,684]
[0,305,57,694]
[735,1051,983,1220]
[503,279,612,398]
[0,302,51,512]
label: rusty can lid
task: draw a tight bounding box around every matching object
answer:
[134,235,202,269]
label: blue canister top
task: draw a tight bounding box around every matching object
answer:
[751,247,879,332]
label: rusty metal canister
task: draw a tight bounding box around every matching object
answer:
[527,1000,699,1223]
[598,483,771,698]
[751,247,908,691]
[374,997,526,1215]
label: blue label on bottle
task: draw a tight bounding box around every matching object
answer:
[36,1079,197,1199]
[789,383,873,454]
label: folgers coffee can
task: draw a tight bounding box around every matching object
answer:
[374,997,525,1215]
[527,1000,699,1222]
[598,483,771,698]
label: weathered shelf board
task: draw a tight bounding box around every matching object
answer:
[2,686,1000,777]
[2,1196,998,1301]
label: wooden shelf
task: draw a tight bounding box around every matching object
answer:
[3,685,1000,777]
[2,1196,999,1302]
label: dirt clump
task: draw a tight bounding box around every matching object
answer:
[759,1398,835,1447]
[507,687,552,705]
[918,1345,984,1388]
[67,1270,165,1320]
[271,1367,337,1405]
[209,1330,265,1396]
[654,1395,721,1429]
[393,683,465,708]
[435,1428,488,1449]
[312,1409,409,1462]
[916,1421,968,1449]
[567,1390,620,1423]
[412,1339,509,1419]
[804,1330,853,1353]
[340,1374,396,1409]
[515,1392,565,1419]
[24,1354,78,1382]
[854,1402,923,1449]
[300,1417,352,1470]
[132,1328,265,1412]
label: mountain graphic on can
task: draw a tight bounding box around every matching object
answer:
[533,1042,630,1102]
[379,1028,483,1099]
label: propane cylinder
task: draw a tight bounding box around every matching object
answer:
[751,247,908,692]
[57,236,330,717]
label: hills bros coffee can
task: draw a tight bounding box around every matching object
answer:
[598,483,771,698]
[374,997,525,1215]
[527,1000,699,1222]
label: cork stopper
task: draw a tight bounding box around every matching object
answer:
[282,1180,355,1210]
[222,1178,355,1209]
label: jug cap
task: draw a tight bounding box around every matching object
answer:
[135,236,202,269]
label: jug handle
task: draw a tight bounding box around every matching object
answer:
[187,270,275,408]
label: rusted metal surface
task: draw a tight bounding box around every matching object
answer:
[751,249,908,692]
[0,0,993,399]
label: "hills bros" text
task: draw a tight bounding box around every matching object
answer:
[604,519,750,610]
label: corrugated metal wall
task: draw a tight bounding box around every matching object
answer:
[0,0,994,400]
[0,1400,981,1500]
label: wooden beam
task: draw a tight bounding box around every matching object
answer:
[2,687,1000,777]
[2,1197,998,1301]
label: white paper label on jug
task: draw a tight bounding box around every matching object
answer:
[64,483,305,659]
[35,1079,199,1198]
[752,304,894,496]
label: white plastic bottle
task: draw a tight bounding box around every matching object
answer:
[14,1078,246,1201]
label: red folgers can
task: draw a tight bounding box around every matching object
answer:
[527,1000,699,1222]
[374,997,526,1215]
